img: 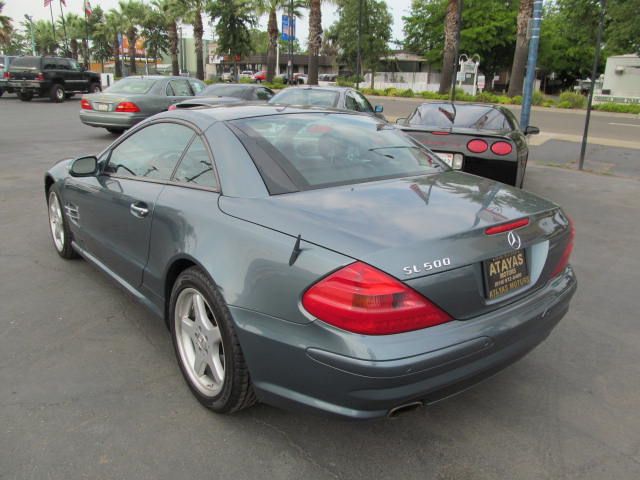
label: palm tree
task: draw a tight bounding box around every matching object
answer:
[59,13,84,60]
[93,20,114,72]
[153,0,184,76]
[106,10,125,77]
[439,0,460,95]
[307,0,325,85]
[33,19,58,55]
[0,1,13,47]
[508,0,533,97]
[118,0,146,75]
[255,0,304,83]
[142,6,170,72]
[179,0,212,80]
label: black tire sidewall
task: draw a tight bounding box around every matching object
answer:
[50,84,65,103]
[90,83,101,93]
[169,268,243,412]
[18,92,33,102]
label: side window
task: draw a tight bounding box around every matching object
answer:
[256,88,273,101]
[105,123,195,181]
[43,59,57,70]
[189,79,205,95]
[353,91,373,113]
[344,93,359,111]
[56,59,69,70]
[167,80,193,96]
[68,59,81,71]
[172,137,218,189]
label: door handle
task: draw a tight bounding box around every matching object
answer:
[130,202,149,218]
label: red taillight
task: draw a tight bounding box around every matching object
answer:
[485,218,529,235]
[168,104,177,111]
[115,101,141,113]
[35,72,45,81]
[3,71,9,79]
[80,99,92,110]
[302,262,452,335]
[467,139,488,153]
[551,217,575,277]
[490,141,513,155]
[431,131,450,135]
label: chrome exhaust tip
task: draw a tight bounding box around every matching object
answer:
[387,401,423,418]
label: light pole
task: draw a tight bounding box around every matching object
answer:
[356,0,363,89]
[450,0,463,102]
[520,0,543,130]
[24,15,36,56]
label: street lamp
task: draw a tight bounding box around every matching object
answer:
[24,15,36,56]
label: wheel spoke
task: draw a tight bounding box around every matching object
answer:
[193,347,207,376]
[180,316,196,338]
[208,325,221,348]
[210,354,224,383]
[193,294,209,328]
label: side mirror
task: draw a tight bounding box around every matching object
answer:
[525,125,540,135]
[395,117,407,125]
[374,105,384,113]
[70,156,98,177]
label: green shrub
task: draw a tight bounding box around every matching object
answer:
[239,77,252,84]
[556,100,573,109]
[384,87,399,96]
[475,91,500,104]
[593,102,640,114]
[496,95,512,104]
[360,87,376,95]
[421,90,443,100]
[204,78,216,85]
[542,99,556,108]
[398,88,415,98]
[532,90,545,106]
[511,95,523,105]
[558,91,586,109]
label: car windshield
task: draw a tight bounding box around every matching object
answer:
[231,113,444,191]
[10,57,41,69]
[269,89,340,108]
[408,104,510,131]
[200,84,248,98]
[107,78,156,94]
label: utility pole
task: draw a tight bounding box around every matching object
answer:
[520,0,543,130]
[288,0,293,84]
[449,0,463,102]
[356,0,363,89]
[579,0,606,170]
[59,0,69,56]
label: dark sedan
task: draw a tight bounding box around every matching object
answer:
[45,105,576,419]
[170,83,275,110]
[397,102,540,187]
[79,75,206,134]
[269,86,386,120]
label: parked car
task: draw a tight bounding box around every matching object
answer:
[240,70,254,79]
[396,102,540,187]
[318,73,338,82]
[45,104,576,419]
[269,86,386,120]
[79,75,206,134]
[7,56,101,102]
[0,55,17,96]
[252,70,267,83]
[170,83,275,110]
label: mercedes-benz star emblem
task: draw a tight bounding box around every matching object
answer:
[507,230,522,250]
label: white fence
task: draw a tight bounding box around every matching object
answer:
[363,71,476,94]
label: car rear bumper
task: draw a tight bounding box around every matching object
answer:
[79,110,148,129]
[231,266,577,419]
[7,80,44,93]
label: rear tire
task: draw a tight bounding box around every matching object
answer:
[18,91,33,102]
[50,84,65,103]
[0,88,4,97]
[169,267,256,414]
[89,82,101,93]
[106,128,124,135]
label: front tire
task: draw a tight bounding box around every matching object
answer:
[18,91,33,102]
[89,82,101,93]
[170,267,256,413]
[50,84,65,103]
[47,189,78,259]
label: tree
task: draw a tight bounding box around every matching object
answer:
[605,0,640,56]
[142,5,170,71]
[333,0,392,86]
[118,0,147,75]
[153,0,184,76]
[180,0,212,80]
[440,0,460,94]
[208,0,256,81]
[92,20,114,72]
[507,0,533,96]
[59,13,84,60]
[106,10,125,77]
[32,20,59,55]
[307,0,328,85]
[0,1,13,48]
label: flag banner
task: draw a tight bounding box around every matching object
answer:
[281,15,296,41]
[60,0,66,6]
[84,0,93,16]
[44,0,52,7]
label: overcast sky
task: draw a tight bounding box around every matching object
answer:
[5,0,413,46]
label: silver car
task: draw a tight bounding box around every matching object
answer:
[79,75,206,134]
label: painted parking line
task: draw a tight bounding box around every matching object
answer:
[608,123,640,128]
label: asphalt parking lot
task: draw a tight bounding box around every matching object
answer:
[1,97,640,480]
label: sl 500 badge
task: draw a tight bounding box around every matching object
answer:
[403,257,451,276]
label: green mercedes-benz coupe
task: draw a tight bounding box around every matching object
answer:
[46,105,576,419]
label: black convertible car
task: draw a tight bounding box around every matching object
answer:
[397,102,540,187]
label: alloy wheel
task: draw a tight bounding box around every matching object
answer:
[48,191,65,253]
[174,288,226,396]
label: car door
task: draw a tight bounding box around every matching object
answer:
[63,121,196,288]
[165,79,195,109]
[62,58,84,91]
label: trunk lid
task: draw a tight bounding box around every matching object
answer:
[83,93,147,112]
[219,171,570,318]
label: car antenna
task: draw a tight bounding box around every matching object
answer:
[288,234,303,266]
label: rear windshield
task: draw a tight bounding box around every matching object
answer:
[107,78,156,94]
[408,104,511,131]
[269,89,340,108]
[10,57,41,69]
[200,84,248,98]
[231,113,444,191]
